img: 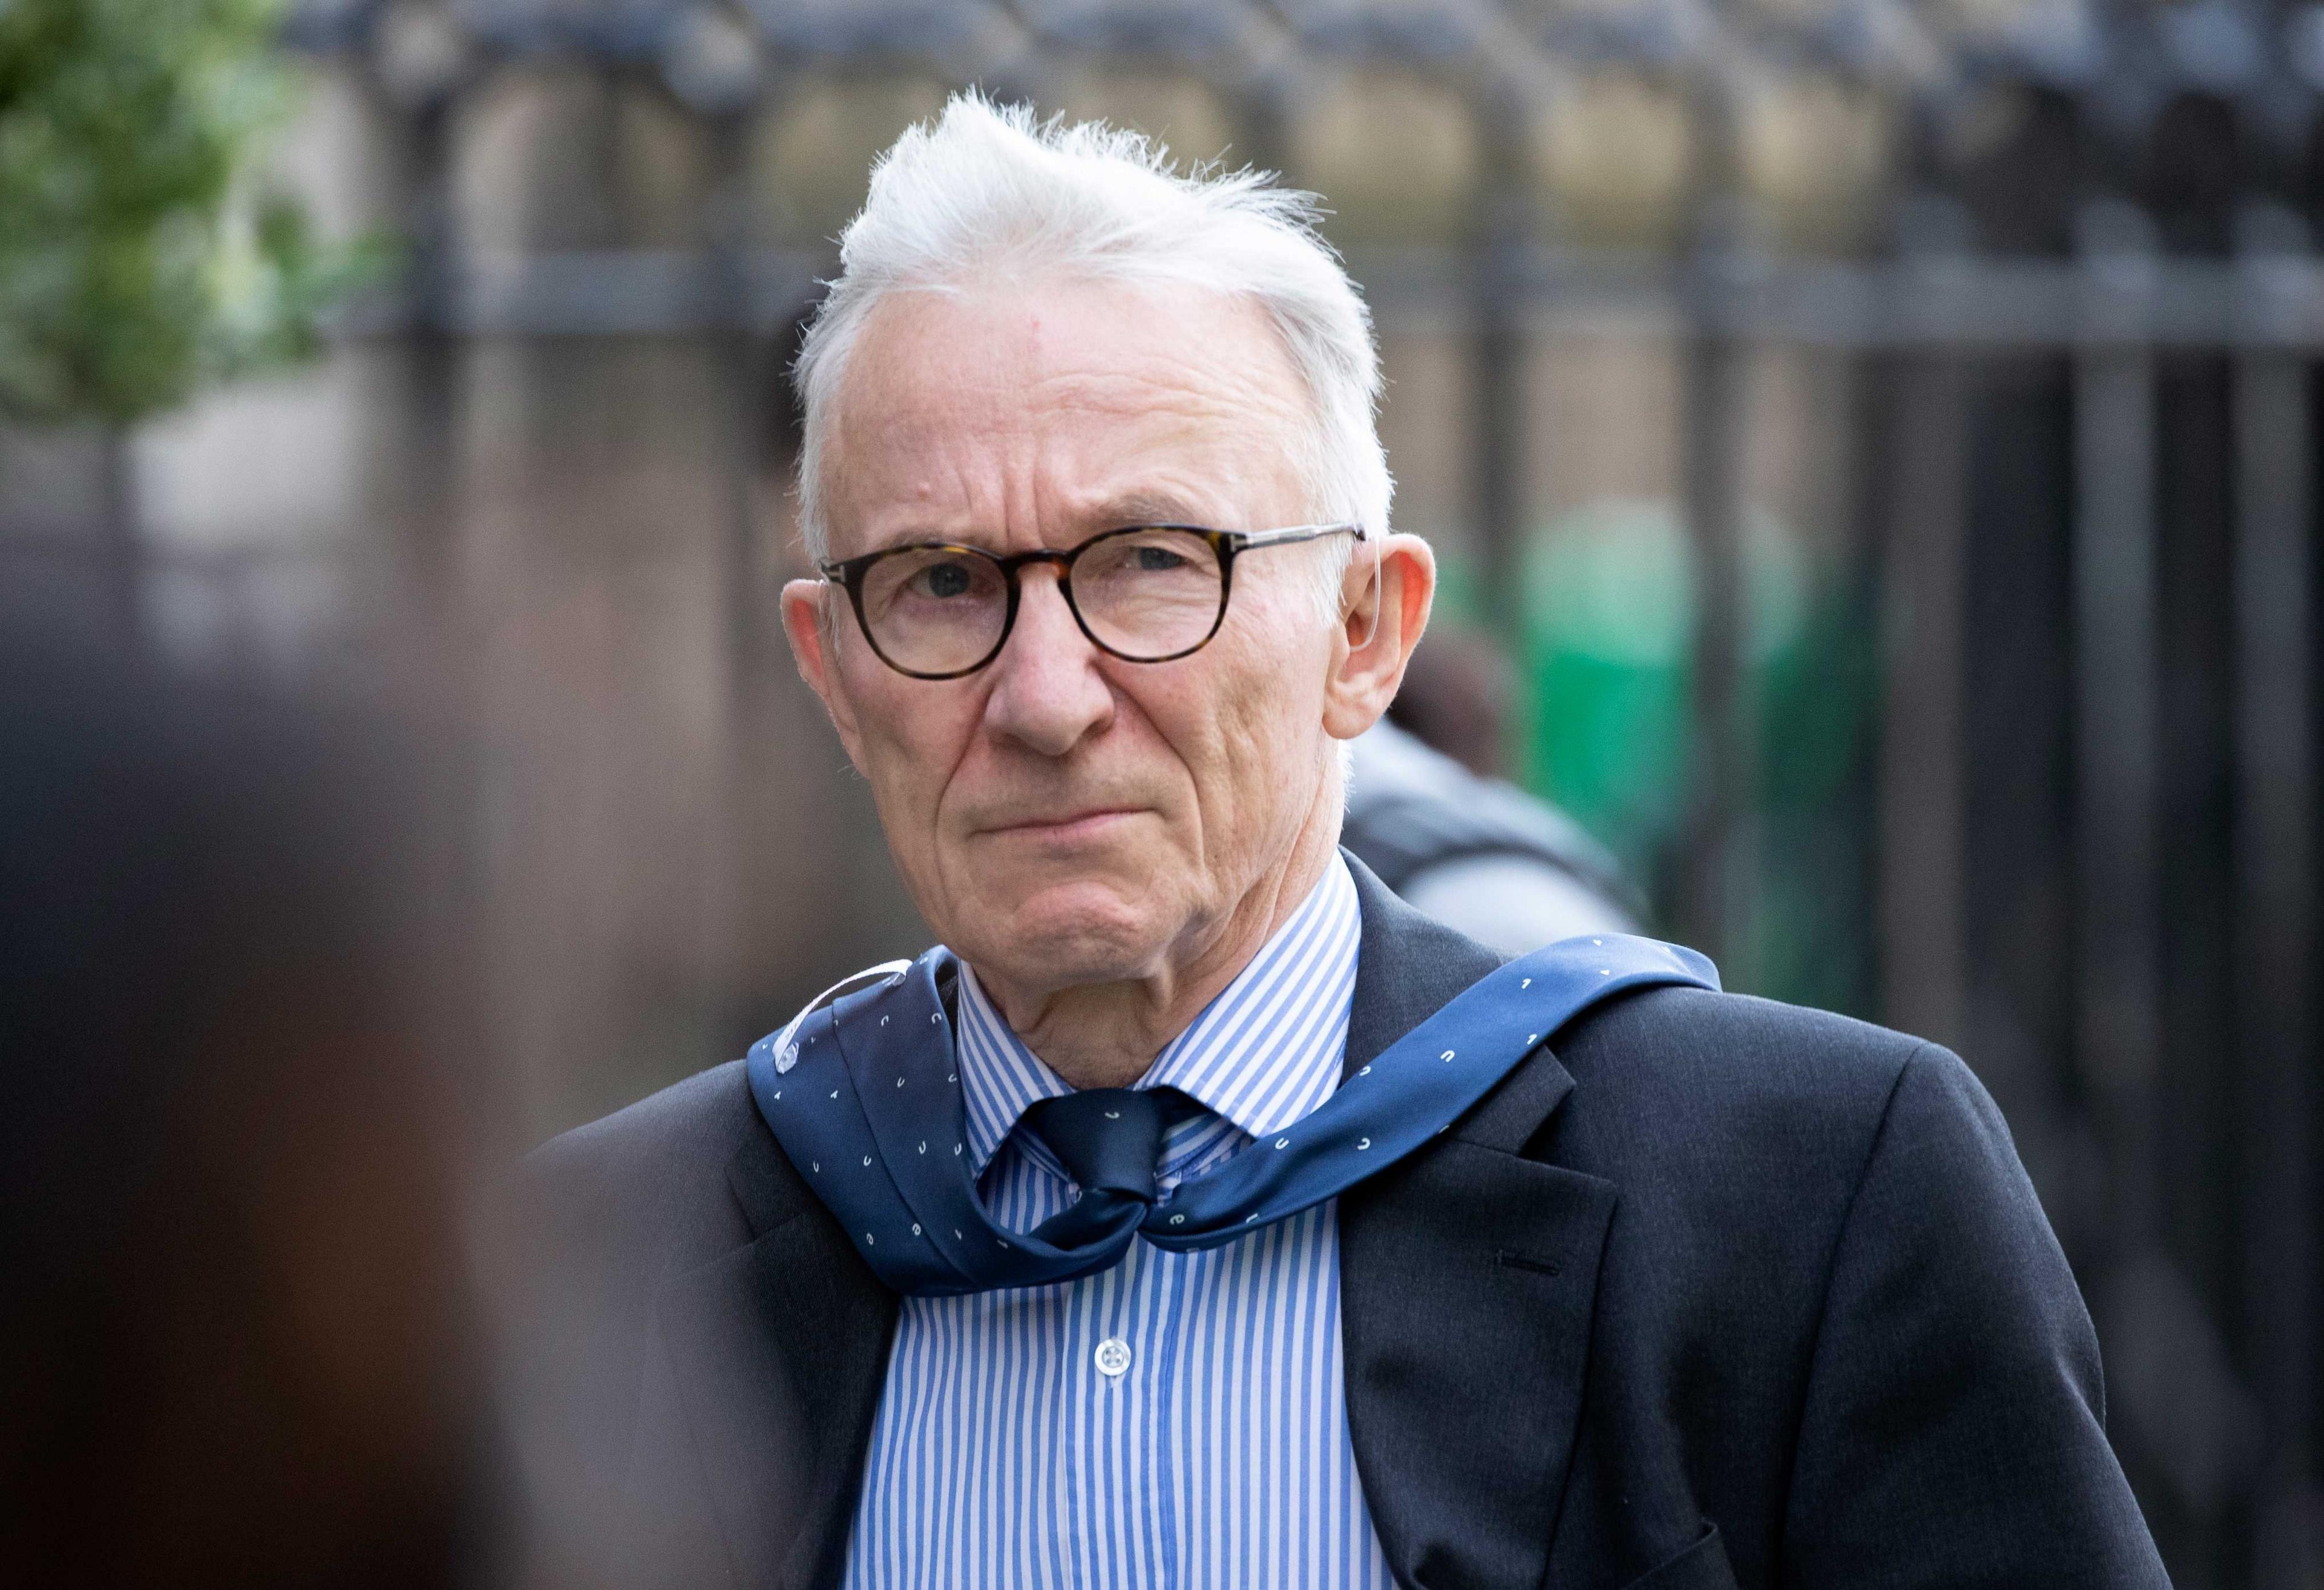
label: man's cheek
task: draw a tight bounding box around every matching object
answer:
[862,744,939,851]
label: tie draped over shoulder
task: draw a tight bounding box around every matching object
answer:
[746,932,1718,1295]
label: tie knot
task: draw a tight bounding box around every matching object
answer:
[1020,1087,1190,1205]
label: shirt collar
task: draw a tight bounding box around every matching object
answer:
[953,853,1364,1177]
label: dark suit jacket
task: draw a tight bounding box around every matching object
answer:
[513,860,2167,1590]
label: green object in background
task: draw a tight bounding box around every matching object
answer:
[1520,499,1703,878]
[1520,496,1873,1014]
[1426,548,1486,634]
[0,0,382,426]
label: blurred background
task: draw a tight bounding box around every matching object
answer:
[2,0,2320,1583]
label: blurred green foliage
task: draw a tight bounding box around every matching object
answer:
[1520,497,1877,1013]
[0,0,381,425]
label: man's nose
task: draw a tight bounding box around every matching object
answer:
[982,566,1115,757]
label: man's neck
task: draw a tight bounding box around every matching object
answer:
[970,805,1344,1091]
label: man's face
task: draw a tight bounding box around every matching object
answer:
[784,278,1351,995]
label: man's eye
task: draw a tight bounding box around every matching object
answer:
[920,562,974,598]
[1134,546,1188,572]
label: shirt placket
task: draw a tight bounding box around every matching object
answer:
[1065,1243,1134,1586]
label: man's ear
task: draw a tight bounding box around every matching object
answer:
[1322,532,1434,741]
[781,578,869,768]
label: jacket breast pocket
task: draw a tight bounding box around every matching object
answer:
[1615,1523,1740,1590]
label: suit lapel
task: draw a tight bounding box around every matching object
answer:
[645,1114,898,1590]
[1338,856,1614,1590]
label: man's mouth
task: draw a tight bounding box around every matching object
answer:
[980,806,1145,841]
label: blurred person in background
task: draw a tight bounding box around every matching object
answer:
[1350,632,1640,955]
[512,96,2165,1590]
[0,635,498,1589]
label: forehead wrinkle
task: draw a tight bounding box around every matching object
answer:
[856,393,1290,551]
[1067,486,1219,528]
[1025,379,1307,531]
[827,407,1014,554]
[1018,354,1299,419]
[825,281,1313,557]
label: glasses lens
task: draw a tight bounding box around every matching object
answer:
[1070,529,1225,660]
[856,546,1009,675]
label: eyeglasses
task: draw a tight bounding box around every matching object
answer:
[818,522,1368,680]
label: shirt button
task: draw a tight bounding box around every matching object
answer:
[1093,1336,1133,1378]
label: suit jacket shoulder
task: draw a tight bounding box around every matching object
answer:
[510,1056,893,1590]
[1527,986,2162,1589]
[525,1058,764,1276]
[1545,986,1932,1272]
[511,1061,762,1490]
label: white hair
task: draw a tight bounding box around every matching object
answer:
[792,91,1394,607]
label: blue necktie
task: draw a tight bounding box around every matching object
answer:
[1015,1086,1201,1249]
[746,934,1718,1296]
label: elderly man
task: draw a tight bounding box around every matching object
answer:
[518,97,2166,1590]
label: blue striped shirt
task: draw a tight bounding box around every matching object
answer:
[841,854,1394,1588]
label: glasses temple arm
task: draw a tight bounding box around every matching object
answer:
[1230,522,1367,550]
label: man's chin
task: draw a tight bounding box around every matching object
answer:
[953,885,1172,993]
